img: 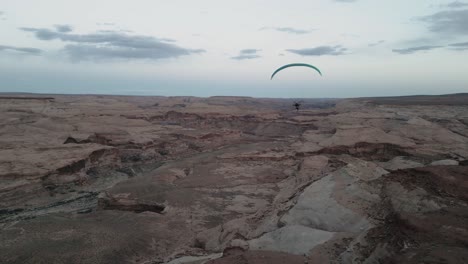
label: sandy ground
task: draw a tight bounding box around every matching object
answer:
[1,93,468,264]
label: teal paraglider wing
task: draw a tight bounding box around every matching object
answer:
[271,63,322,80]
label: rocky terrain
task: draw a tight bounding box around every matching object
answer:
[1,93,467,264]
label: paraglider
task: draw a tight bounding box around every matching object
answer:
[293,101,302,112]
[270,63,322,112]
[270,63,322,80]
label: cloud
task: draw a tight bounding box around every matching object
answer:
[449,41,468,46]
[286,45,347,56]
[0,44,42,55]
[448,41,468,50]
[419,9,468,36]
[334,0,358,2]
[231,54,261,60]
[231,49,261,60]
[445,1,468,8]
[98,29,136,34]
[392,45,443,54]
[54,24,73,33]
[20,26,205,61]
[260,27,311,34]
[64,44,204,61]
[368,40,385,47]
[240,49,261,54]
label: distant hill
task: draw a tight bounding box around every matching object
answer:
[359,93,468,106]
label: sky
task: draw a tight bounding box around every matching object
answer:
[0,0,467,98]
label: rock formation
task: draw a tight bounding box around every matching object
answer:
[1,94,467,263]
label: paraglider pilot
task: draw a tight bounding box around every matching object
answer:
[293,101,301,112]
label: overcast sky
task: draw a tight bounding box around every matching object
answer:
[0,0,467,98]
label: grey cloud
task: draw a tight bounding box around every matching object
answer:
[446,1,468,8]
[231,54,260,60]
[64,44,204,62]
[334,0,358,2]
[20,27,174,46]
[20,27,63,40]
[240,49,260,54]
[419,9,468,36]
[20,26,205,61]
[392,45,443,54]
[449,41,468,46]
[98,29,135,34]
[286,45,347,56]
[448,41,468,50]
[0,45,42,55]
[231,49,261,60]
[368,40,385,47]
[54,24,73,33]
[274,27,310,34]
[260,27,311,34]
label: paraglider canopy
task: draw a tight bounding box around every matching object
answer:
[270,63,322,80]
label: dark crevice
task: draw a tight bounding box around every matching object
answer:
[316,142,411,161]
[98,195,165,214]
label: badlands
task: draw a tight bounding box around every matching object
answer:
[1,93,468,264]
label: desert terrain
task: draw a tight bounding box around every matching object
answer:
[1,93,468,264]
